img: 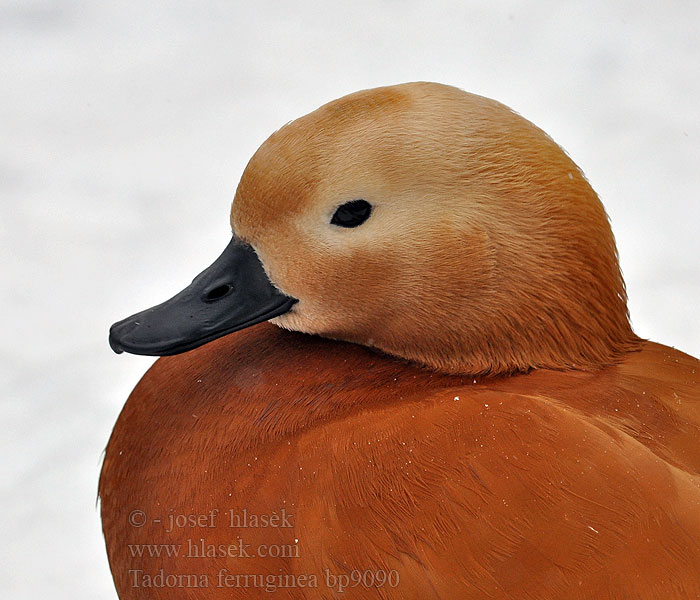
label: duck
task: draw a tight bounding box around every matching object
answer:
[101,82,700,599]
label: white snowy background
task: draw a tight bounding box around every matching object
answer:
[1,1,698,597]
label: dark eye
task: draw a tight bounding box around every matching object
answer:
[330,199,372,228]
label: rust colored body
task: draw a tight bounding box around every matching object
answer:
[100,324,700,599]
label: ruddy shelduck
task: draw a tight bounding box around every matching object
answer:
[102,82,700,599]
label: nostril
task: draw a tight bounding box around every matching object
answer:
[203,284,233,302]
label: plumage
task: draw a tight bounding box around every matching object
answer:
[101,83,700,598]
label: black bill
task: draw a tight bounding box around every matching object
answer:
[109,237,297,356]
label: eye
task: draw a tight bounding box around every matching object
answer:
[330,199,373,228]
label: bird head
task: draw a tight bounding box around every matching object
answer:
[110,82,638,375]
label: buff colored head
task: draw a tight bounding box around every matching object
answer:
[230,82,639,375]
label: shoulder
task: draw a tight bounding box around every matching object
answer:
[292,344,700,597]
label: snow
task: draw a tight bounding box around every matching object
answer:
[1,1,698,598]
